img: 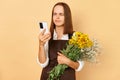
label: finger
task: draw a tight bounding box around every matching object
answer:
[40,35,51,44]
[39,31,51,40]
[57,52,63,56]
[41,34,51,41]
[57,56,60,61]
[40,29,46,35]
[44,36,51,42]
[42,37,51,44]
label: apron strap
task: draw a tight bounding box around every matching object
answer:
[68,32,74,39]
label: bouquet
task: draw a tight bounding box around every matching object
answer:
[48,32,100,80]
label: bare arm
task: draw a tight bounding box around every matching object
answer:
[57,52,79,69]
[38,42,46,63]
[66,59,79,70]
[38,29,51,64]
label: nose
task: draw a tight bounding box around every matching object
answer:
[56,14,60,19]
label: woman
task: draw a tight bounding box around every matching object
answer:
[38,2,84,80]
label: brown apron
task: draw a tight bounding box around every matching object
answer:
[40,34,75,80]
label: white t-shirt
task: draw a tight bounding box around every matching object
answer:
[37,30,84,71]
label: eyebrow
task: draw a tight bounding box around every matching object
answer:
[53,12,64,14]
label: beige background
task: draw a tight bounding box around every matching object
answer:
[0,0,120,80]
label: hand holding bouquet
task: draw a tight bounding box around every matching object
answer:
[48,32,100,80]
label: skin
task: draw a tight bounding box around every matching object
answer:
[38,29,51,63]
[38,5,79,70]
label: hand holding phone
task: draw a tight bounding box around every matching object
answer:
[39,22,51,46]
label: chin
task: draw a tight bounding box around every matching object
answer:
[56,25,64,27]
[55,23,64,27]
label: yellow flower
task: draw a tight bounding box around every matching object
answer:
[69,32,93,48]
[75,32,82,37]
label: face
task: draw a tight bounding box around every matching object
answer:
[53,5,65,27]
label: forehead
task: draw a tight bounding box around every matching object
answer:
[53,5,64,13]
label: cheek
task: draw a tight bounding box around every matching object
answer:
[62,16,65,20]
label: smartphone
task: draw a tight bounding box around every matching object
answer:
[39,22,49,34]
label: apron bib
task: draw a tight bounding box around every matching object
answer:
[40,34,75,80]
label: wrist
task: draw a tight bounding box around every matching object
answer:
[39,43,44,47]
[39,41,45,46]
[66,58,71,66]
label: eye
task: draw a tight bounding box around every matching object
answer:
[53,13,57,16]
[59,13,64,16]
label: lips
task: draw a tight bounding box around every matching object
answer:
[55,20,61,23]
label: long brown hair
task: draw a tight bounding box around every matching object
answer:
[50,2,73,39]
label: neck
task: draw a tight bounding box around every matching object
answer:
[55,26,64,39]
